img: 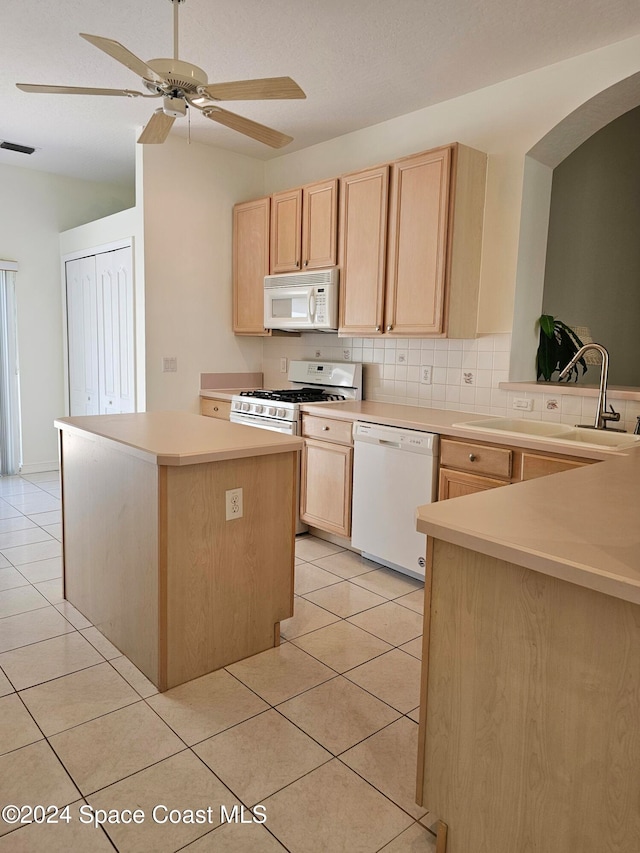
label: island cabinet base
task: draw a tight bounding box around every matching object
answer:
[60,430,296,691]
[417,539,640,853]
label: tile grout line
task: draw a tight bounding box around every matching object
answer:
[3,484,427,851]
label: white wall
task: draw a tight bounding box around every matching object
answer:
[139,136,265,413]
[265,33,640,338]
[0,162,134,472]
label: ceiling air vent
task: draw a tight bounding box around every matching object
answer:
[0,140,36,154]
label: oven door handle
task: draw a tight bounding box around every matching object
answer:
[308,288,316,321]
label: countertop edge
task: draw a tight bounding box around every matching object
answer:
[55,415,303,465]
[299,401,626,461]
[200,388,260,401]
[416,510,640,606]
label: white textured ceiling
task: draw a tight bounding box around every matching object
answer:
[2,0,640,186]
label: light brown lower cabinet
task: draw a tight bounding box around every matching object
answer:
[438,436,595,500]
[300,414,353,537]
[417,538,640,852]
[200,398,231,420]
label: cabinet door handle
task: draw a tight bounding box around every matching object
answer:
[213,406,219,412]
[322,426,330,431]
[386,324,393,332]
[304,260,309,267]
[469,453,476,462]
[375,325,381,332]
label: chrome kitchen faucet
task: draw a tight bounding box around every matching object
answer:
[558,343,625,431]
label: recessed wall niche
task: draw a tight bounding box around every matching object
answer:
[542,105,640,386]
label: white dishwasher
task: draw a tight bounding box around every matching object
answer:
[351,422,438,580]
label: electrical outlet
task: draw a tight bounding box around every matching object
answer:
[280,357,288,373]
[397,350,407,364]
[343,349,351,361]
[421,366,432,384]
[315,350,322,359]
[162,356,177,373]
[513,397,533,412]
[225,488,243,521]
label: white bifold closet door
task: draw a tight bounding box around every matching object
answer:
[66,246,135,417]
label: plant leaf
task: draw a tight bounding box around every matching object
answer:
[535,315,589,382]
[539,314,555,339]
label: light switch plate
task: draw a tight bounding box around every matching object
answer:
[421,366,432,384]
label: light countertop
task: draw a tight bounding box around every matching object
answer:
[199,388,260,401]
[190,393,640,604]
[301,400,620,460]
[55,412,302,466]
[416,448,640,605]
[302,399,640,605]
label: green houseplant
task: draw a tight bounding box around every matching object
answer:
[536,314,587,382]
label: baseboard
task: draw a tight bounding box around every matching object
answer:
[304,526,357,553]
[20,461,59,475]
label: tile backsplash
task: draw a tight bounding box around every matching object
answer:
[263,333,640,434]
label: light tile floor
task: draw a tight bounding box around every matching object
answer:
[0,472,436,852]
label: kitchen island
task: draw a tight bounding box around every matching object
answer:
[415,449,640,852]
[55,412,302,691]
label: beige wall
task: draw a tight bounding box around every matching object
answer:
[265,33,640,340]
[0,163,133,472]
[139,136,265,413]
[542,105,640,386]
[10,31,640,472]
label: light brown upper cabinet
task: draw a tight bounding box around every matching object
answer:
[270,178,338,274]
[338,165,390,335]
[339,144,486,338]
[233,196,271,336]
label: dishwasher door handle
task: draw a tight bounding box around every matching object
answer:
[377,439,402,448]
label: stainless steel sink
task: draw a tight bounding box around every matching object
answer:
[453,417,640,450]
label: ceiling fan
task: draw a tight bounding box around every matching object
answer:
[16,0,305,148]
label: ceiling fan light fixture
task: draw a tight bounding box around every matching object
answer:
[17,0,304,149]
[191,90,218,106]
[162,95,186,117]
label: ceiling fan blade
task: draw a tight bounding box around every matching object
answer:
[201,77,306,101]
[203,107,293,148]
[80,33,167,85]
[138,109,175,144]
[16,83,146,97]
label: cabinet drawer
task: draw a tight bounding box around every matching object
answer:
[519,452,591,481]
[200,398,231,420]
[438,468,508,501]
[302,414,353,445]
[440,438,512,480]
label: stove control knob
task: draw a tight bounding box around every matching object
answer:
[267,407,276,416]
[255,405,264,414]
[241,402,250,412]
[277,408,286,418]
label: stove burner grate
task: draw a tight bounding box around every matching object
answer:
[239,388,346,404]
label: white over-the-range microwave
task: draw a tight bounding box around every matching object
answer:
[264,267,339,331]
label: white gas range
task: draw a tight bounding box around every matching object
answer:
[230,361,363,435]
